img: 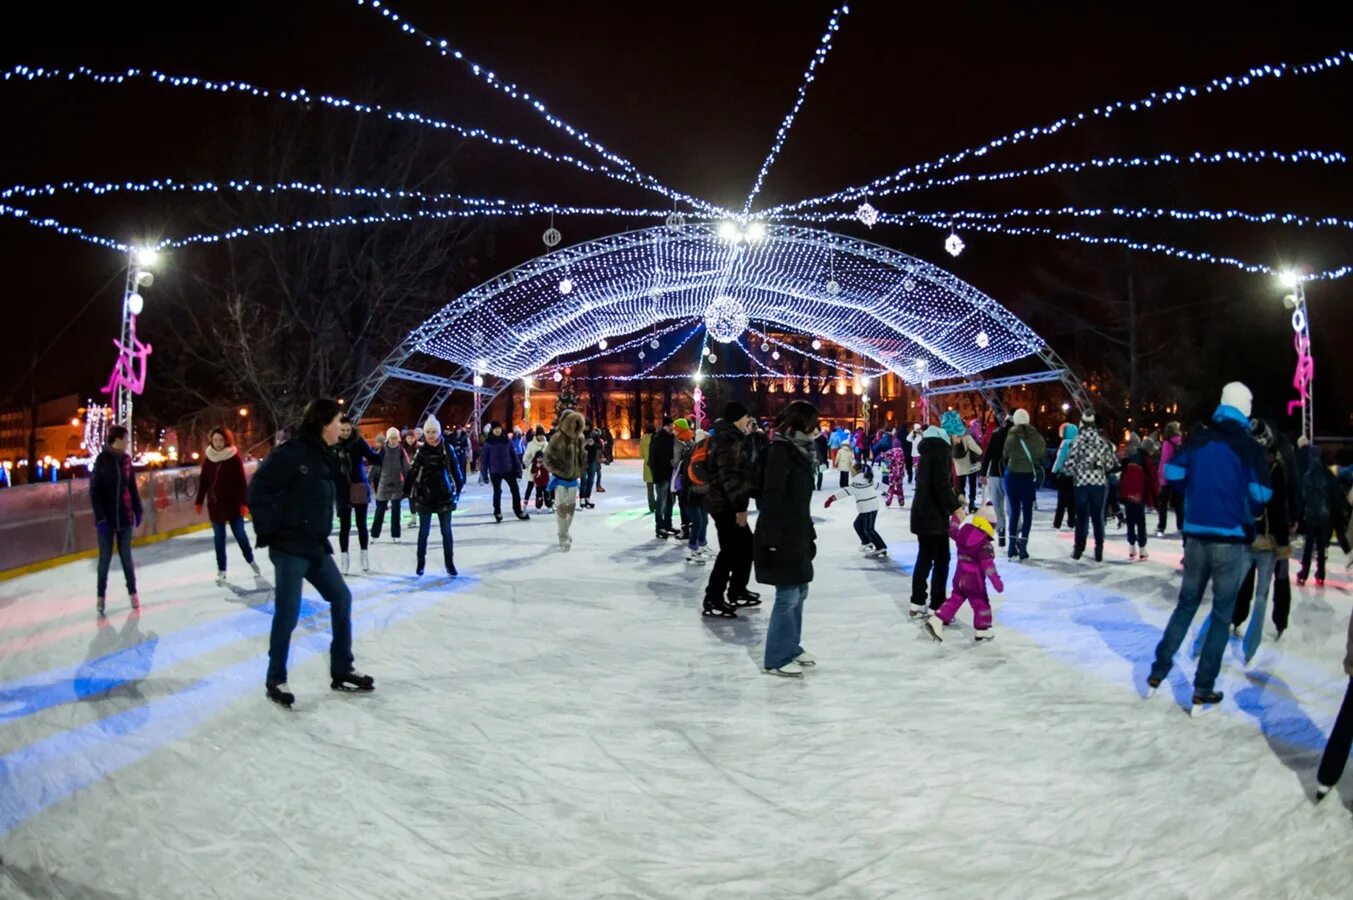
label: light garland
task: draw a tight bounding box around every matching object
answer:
[804,203,1353,232]
[1,64,707,208]
[743,3,850,212]
[744,327,885,375]
[768,48,1353,216]
[351,1,726,216]
[0,202,127,252]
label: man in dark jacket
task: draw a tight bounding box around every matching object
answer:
[248,398,374,708]
[91,425,142,615]
[910,425,963,617]
[1149,382,1272,709]
[704,402,760,611]
[649,417,677,538]
[483,421,529,522]
[405,415,467,576]
[980,414,1010,548]
[813,428,829,491]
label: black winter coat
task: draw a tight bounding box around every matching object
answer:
[911,435,961,535]
[753,437,817,586]
[247,436,338,560]
[1300,461,1338,530]
[649,429,676,483]
[813,433,829,466]
[981,424,1010,477]
[1254,454,1291,548]
[332,434,381,508]
[707,420,755,516]
[90,448,143,530]
[405,440,466,513]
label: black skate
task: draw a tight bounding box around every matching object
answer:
[515,510,530,521]
[494,512,503,523]
[1189,690,1223,716]
[701,598,738,618]
[728,589,761,608]
[909,604,929,620]
[1145,675,1163,697]
[266,683,295,709]
[331,671,376,693]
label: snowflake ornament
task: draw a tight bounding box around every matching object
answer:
[945,232,965,257]
[826,279,841,296]
[650,338,660,349]
[665,212,686,232]
[542,227,562,248]
[703,295,749,343]
[975,330,990,349]
[855,202,879,229]
[902,277,916,293]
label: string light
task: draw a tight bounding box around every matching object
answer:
[745,327,885,375]
[2,64,716,211]
[743,4,850,212]
[806,203,1353,233]
[410,223,1045,382]
[769,48,1353,216]
[351,1,725,216]
[0,201,127,252]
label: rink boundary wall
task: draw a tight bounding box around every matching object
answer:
[0,461,257,580]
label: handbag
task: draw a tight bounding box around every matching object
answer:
[1016,437,1046,489]
[348,482,368,506]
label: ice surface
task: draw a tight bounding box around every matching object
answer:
[1,461,1351,899]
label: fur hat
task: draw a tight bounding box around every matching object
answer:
[385,427,400,444]
[723,401,750,423]
[1012,408,1030,426]
[1220,381,1253,418]
[423,416,442,438]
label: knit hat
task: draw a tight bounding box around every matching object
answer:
[423,415,442,438]
[940,410,966,437]
[1250,418,1275,449]
[673,417,690,432]
[675,422,694,441]
[1081,411,1097,427]
[723,401,750,423]
[385,427,400,444]
[1220,381,1253,418]
[1012,408,1030,426]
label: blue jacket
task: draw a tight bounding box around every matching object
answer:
[1164,405,1272,542]
[828,429,846,450]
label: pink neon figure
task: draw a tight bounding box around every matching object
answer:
[101,317,153,398]
[1286,332,1312,417]
[692,387,706,429]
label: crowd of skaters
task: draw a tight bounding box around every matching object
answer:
[84,381,1353,798]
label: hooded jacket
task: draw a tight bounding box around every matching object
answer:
[247,435,337,560]
[829,470,881,513]
[1051,424,1078,475]
[949,515,1004,599]
[91,447,143,531]
[196,444,249,523]
[1164,405,1272,543]
[1002,424,1048,476]
[523,435,549,469]
[404,438,466,513]
[545,411,587,482]
[753,433,817,586]
[483,431,523,477]
[707,419,755,516]
[911,429,961,535]
[332,433,381,508]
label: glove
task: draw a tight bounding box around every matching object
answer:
[194,503,203,515]
[134,513,143,528]
[824,495,836,508]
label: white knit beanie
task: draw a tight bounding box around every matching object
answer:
[1220,381,1253,418]
[1012,408,1030,426]
[423,416,442,438]
[385,427,400,444]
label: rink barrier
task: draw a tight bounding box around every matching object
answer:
[0,462,257,581]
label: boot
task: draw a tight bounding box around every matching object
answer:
[1139,546,1149,561]
[515,510,530,521]
[701,597,738,618]
[998,530,1006,548]
[1129,546,1138,561]
[130,593,140,610]
[494,512,503,523]
[96,596,106,616]
[331,671,376,693]
[1018,539,1029,561]
[1094,544,1104,562]
[249,560,262,576]
[360,549,370,573]
[342,552,351,574]
[728,589,761,607]
[216,570,228,586]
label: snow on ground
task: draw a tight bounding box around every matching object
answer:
[1,460,1350,899]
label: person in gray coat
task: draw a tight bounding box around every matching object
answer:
[371,427,411,543]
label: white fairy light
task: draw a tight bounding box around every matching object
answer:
[855,202,878,228]
[975,330,990,348]
[558,277,573,294]
[704,295,750,343]
[811,339,822,350]
[945,232,965,257]
[597,338,608,349]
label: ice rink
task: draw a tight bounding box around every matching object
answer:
[1,461,1350,899]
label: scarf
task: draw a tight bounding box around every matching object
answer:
[205,445,237,464]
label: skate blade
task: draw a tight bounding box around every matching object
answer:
[1188,701,1220,717]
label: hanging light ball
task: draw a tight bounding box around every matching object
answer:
[649,287,663,301]
[665,212,686,232]
[902,277,917,293]
[473,374,485,387]
[811,339,822,350]
[542,227,562,248]
[945,232,965,257]
[553,371,563,383]
[761,342,771,353]
[855,202,879,228]
[558,277,573,295]
[127,293,145,316]
[975,330,990,349]
[825,279,841,296]
[650,338,660,349]
[638,350,646,360]
[598,338,608,350]
[707,352,717,363]
[703,295,749,343]
[772,350,781,360]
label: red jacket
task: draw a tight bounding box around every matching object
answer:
[1118,455,1157,507]
[197,447,249,523]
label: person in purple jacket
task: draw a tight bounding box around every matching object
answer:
[90,425,142,615]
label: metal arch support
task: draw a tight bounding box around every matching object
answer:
[417,385,456,429]
[348,344,415,425]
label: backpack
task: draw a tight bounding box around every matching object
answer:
[687,440,711,488]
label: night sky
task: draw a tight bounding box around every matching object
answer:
[3,1,1351,430]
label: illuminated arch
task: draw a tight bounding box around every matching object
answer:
[350,224,1089,423]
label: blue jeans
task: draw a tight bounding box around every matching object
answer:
[654,482,673,532]
[417,509,455,574]
[1150,540,1247,694]
[1074,484,1107,552]
[96,525,137,597]
[267,550,353,685]
[581,461,598,499]
[764,584,810,669]
[687,504,709,550]
[593,460,603,489]
[1004,472,1036,552]
[212,517,255,572]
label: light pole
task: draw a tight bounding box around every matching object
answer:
[113,247,158,453]
[1279,270,1313,445]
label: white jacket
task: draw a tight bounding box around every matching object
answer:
[907,430,924,456]
[830,472,881,513]
[523,437,549,465]
[953,434,983,477]
[834,443,856,471]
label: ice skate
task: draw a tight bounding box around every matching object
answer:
[130,593,140,611]
[764,661,804,678]
[685,550,707,564]
[1139,547,1148,561]
[1155,529,1165,539]
[794,651,816,667]
[392,536,402,544]
[1145,675,1162,697]
[266,683,295,709]
[515,510,530,521]
[331,670,376,693]
[909,603,929,620]
[868,547,889,558]
[250,560,262,576]
[1316,783,1335,802]
[360,549,370,573]
[342,552,351,574]
[558,536,573,552]
[96,596,106,616]
[728,589,761,608]
[925,617,945,642]
[1190,690,1224,716]
[1128,546,1138,561]
[494,512,503,523]
[216,570,228,586]
[974,630,995,643]
[701,597,738,618]
[858,543,875,555]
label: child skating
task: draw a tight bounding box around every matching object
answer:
[825,462,887,557]
[881,445,907,508]
[926,504,1004,642]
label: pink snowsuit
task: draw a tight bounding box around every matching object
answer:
[882,447,907,507]
[935,515,1004,631]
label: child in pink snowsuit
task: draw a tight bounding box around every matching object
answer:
[882,446,907,507]
[927,504,1003,641]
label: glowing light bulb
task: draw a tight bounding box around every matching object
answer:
[553,371,563,383]
[127,292,144,316]
[1278,269,1301,288]
[133,246,159,268]
[772,350,781,360]
[559,277,574,294]
[811,339,822,350]
[746,222,767,243]
[598,338,608,350]
[718,221,740,242]
[945,233,965,257]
